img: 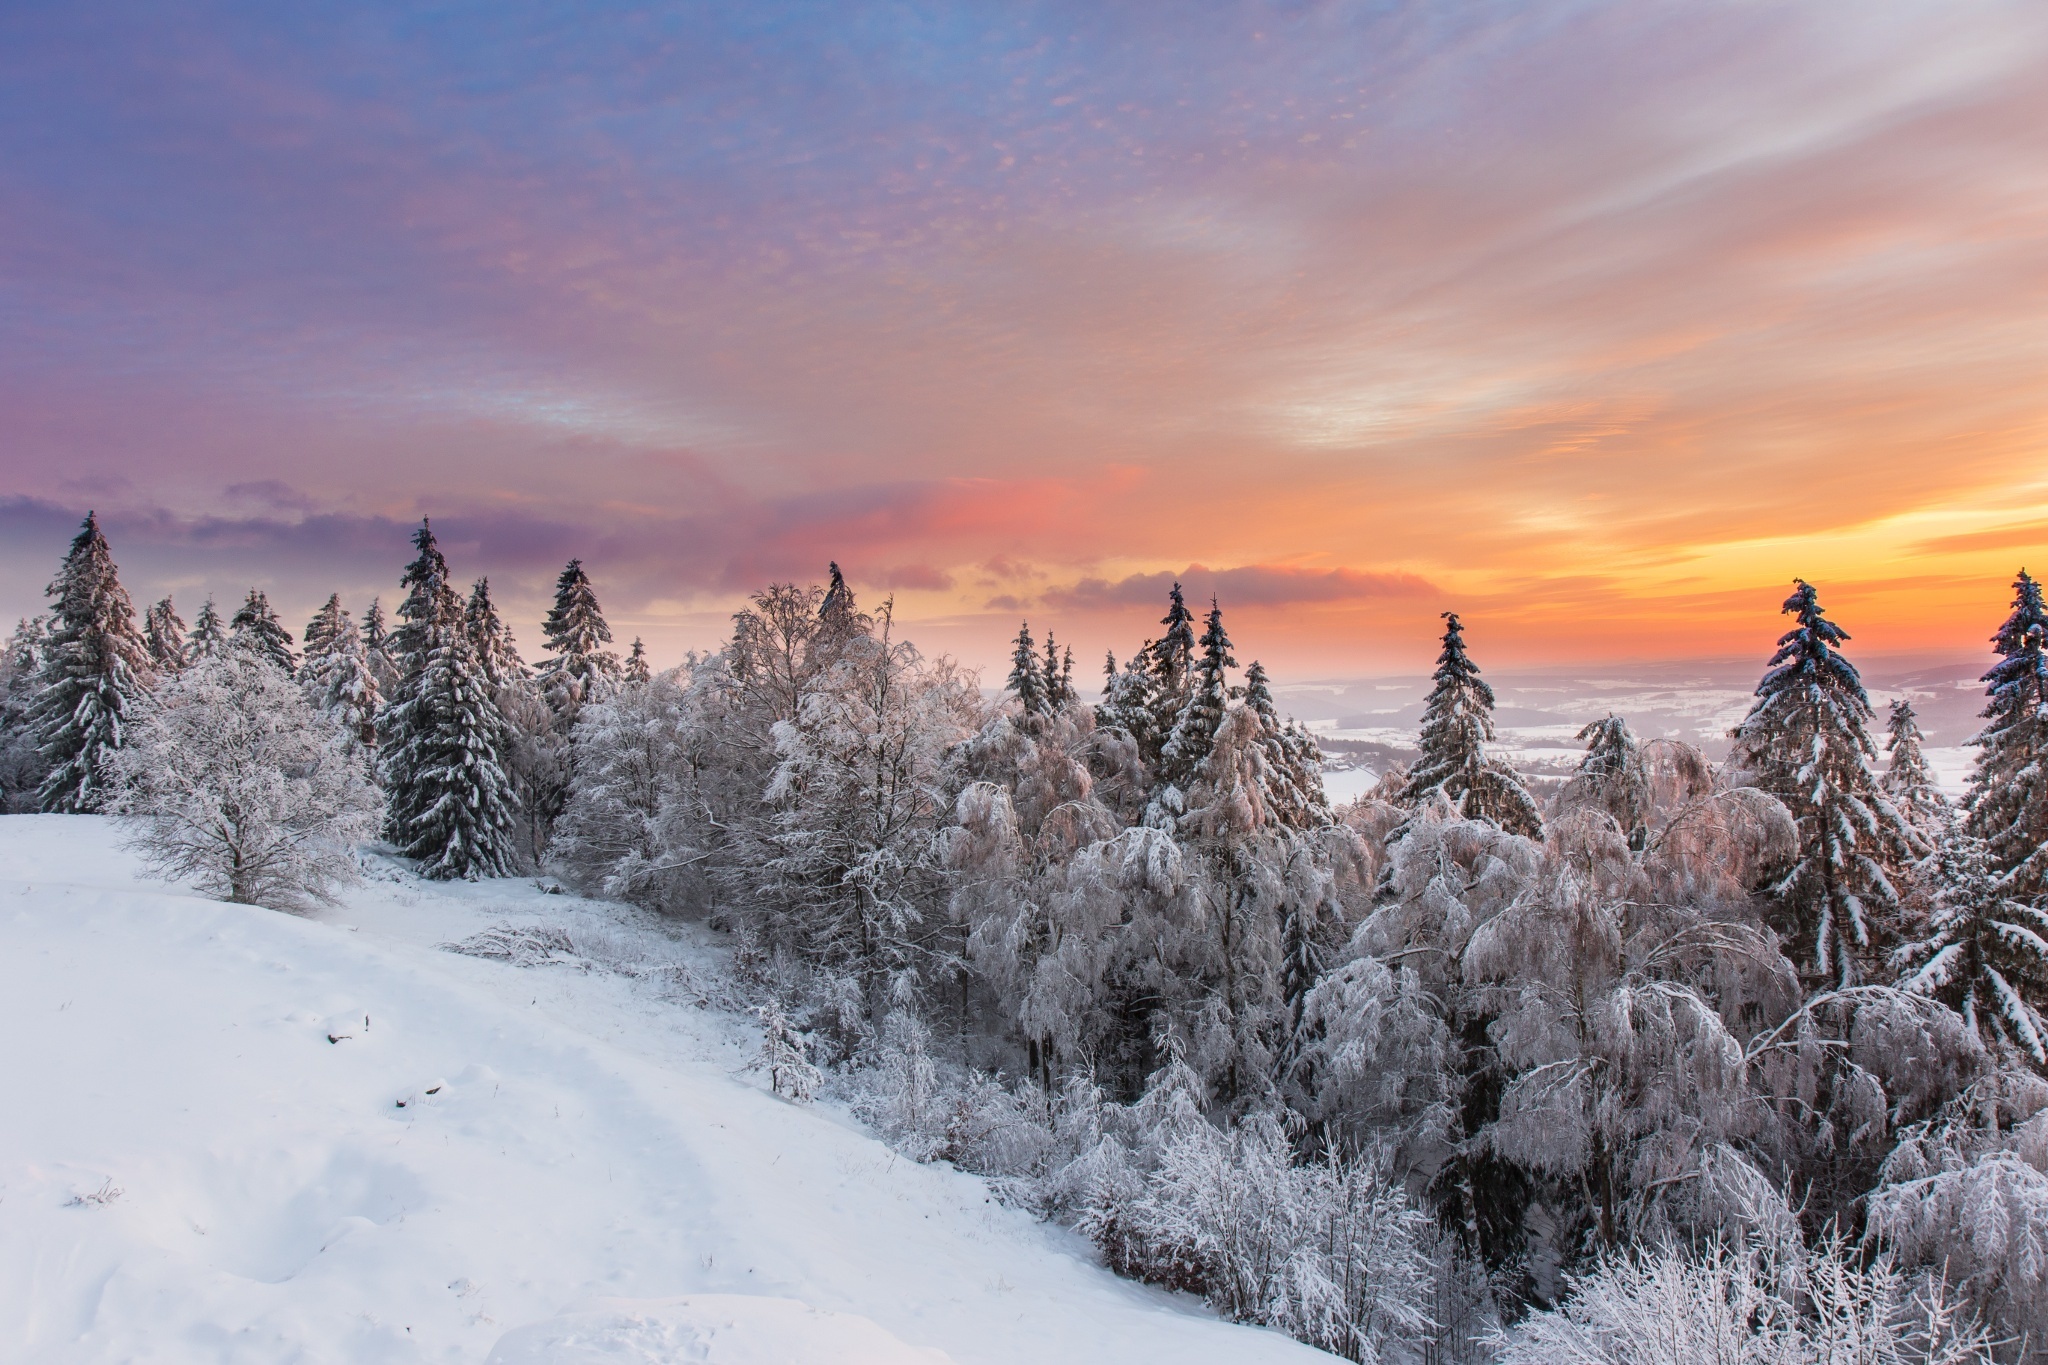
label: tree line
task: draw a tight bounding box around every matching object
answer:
[3,512,2047,1361]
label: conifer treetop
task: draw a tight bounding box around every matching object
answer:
[1007,621,1047,716]
[1397,611,1541,837]
[31,511,154,812]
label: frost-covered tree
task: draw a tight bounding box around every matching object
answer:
[0,616,51,811]
[391,519,456,670]
[1883,697,1945,832]
[1562,715,1651,846]
[538,558,619,718]
[549,669,694,907]
[756,1000,821,1102]
[1042,631,1075,710]
[1965,568,2048,901]
[1893,819,2048,1064]
[105,645,379,908]
[360,596,399,695]
[1148,582,1199,750]
[464,577,527,688]
[187,596,228,660]
[381,615,519,880]
[1398,612,1542,838]
[1241,659,1330,832]
[1007,621,1047,716]
[31,512,154,813]
[317,623,381,754]
[623,637,651,687]
[229,588,297,675]
[1097,649,1160,772]
[301,594,349,666]
[1160,598,1234,797]
[143,596,189,674]
[1729,580,1918,986]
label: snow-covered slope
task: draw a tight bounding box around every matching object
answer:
[0,816,1329,1364]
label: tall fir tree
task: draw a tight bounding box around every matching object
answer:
[1161,598,1234,790]
[1398,612,1541,838]
[1894,818,2048,1065]
[537,558,619,717]
[230,588,298,674]
[1883,697,1945,831]
[465,578,528,688]
[0,616,51,811]
[31,512,154,813]
[143,596,189,674]
[1147,581,1198,745]
[1965,569,2048,901]
[1729,580,1917,986]
[393,520,456,671]
[302,594,349,664]
[319,622,382,754]
[1242,659,1330,831]
[381,618,519,880]
[1007,621,1048,716]
[1097,647,1162,766]
[187,596,228,659]
[1567,714,1651,846]
[623,637,652,686]
[360,596,399,695]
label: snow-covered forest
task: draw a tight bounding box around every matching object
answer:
[6,511,2048,1364]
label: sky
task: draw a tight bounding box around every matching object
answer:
[3,0,2046,680]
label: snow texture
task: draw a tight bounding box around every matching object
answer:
[0,815,1328,1365]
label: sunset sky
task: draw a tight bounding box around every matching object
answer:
[4,1,2046,678]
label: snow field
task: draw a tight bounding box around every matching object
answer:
[0,816,1328,1364]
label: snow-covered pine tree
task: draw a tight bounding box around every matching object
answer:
[143,596,189,674]
[1893,818,2048,1064]
[392,520,454,671]
[187,596,228,660]
[0,616,51,811]
[230,588,298,675]
[30,512,155,813]
[381,521,465,842]
[1040,631,1076,710]
[317,622,381,754]
[537,558,619,718]
[1160,598,1234,793]
[1007,621,1047,716]
[464,577,528,688]
[1729,580,1918,986]
[1883,697,1946,831]
[1398,612,1542,837]
[1563,714,1651,846]
[1965,569,2048,902]
[302,594,349,666]
[1242,659,1329,830]
[382,610,519,880]
[360,596,399,694]
[1096,648,1159,759]
[819,560,856,631]
[1147,582,1198,747]
[623,637,651,687]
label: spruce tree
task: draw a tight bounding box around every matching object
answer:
[0,616,51,810]
[361,596,399,695]
[1056,644,1075,709]
[187,596,228,659]
[302,594,348,665]
[1729,580,1917,986]
[1398,612,1541,837]
[1097,647,1162,766]
[319,623,381,754]
[143,596,189,674]
[1567,714,1651,845]
[1894,818,2048,1064]
[383,618,519,880]
[1147,582,1198,746]
[31,512,154,813]
[624,637,652,686]
[1243,659,1330,830]
[230,588,298,674]
[1161,598,1234,790]
[1965,569,2048,900]
[1007,621,1047,715]
[393,520,455,671]
[537,557,619,717]
[465,578,527,688]
[1883,697,1944,831]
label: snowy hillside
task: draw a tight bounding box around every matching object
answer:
[0,816,1330,1365]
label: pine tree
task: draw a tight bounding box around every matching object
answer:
[1098,648,1161,764]
[624,637,651,686]
[1147,582,1198,749]
[381,620,519,880]
[30,512,154,813]
[381,521,467,846]
[1883,698,1945,831]
[143,596,189,674]
[318,623,381,753]
[1161,598,1234,790]
[187,596,228,660]
[537,558,619,718]
[1243,659,1330,830]
[1007,621,1048,715]
[1729,580,1917,986]
[1894,818,2048,1064]
[1040,631,1076,710]
[393,520,455,672]
[1565,714,1651,846]
[1056,645,1075,709]
[230,588,298,675]
[464,578,527,688]
[361,597,399,696]
[0,616,51,810]
[302,594,348,664]
[1965,569,2048,901]
[1398,612,1541,838]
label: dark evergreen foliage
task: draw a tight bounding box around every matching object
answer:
[31,512,153,813]
[1398,612,1541,837]
[230,588,298,674]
